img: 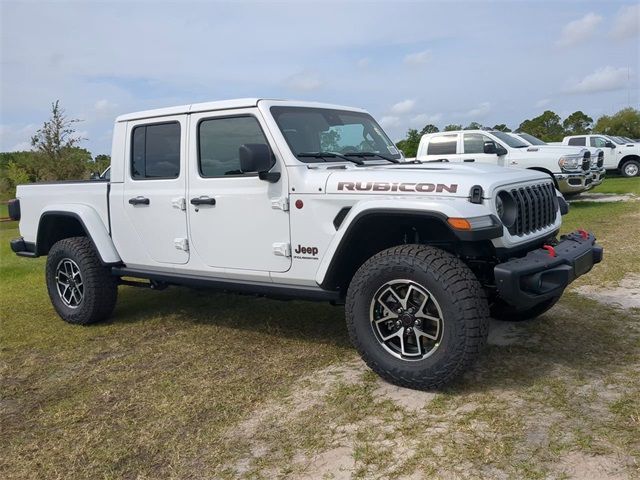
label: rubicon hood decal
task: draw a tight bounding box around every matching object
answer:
[337,181,458,193]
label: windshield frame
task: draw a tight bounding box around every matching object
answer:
[270,106,402,163]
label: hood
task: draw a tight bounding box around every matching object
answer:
[513,145,581,157]
[324,162,549,199]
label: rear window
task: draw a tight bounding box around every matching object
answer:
[568,137,586,146]
[427,135,457,155]
[131,122,181,180]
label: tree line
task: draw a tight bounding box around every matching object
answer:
[1,102,639,199]
[396,107,640,158]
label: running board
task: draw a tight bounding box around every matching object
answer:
[111,267,340,302]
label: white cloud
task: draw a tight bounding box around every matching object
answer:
[535,98,551,108]
[566,66,629,94]
[461,102,491,118]
[380,116,401,128]
[390,99,416,114]
[611,4,640,40]
[410,113,442,126]
[356,57,370,68]
[284,71,323,91]
[404,50,431,66]
[557,12,602,47]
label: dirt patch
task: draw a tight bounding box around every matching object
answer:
[553,451,632,479]
[575,273,640,310]
[569,193,639,203]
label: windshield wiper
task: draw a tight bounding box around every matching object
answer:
[297,152,365,165]
[344,152,399,163]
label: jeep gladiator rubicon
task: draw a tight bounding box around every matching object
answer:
[414,130,593,195]
[8,99,603,390]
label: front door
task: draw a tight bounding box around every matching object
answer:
[187,110,291,272]
[462,132,507,166]
[123,116,189,265]
[590,136,617,169]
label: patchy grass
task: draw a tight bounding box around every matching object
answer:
[591,176,640,195]
[1,191,639,479]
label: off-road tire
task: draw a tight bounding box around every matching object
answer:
[621,159,639,178]
[345,244,489,390]
[46,237,118,325]
[490,295,560,322]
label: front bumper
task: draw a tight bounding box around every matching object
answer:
[589,168,606,187]
[554,172,590,194]
[494,231,603,308]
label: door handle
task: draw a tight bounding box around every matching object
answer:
[463,158,475,162]
[190,196,216,206]
[128,196,150,205]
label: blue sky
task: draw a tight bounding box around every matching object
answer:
[1,0,638,155]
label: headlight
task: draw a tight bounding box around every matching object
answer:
[495,191,517,228]
[558,154,581,171]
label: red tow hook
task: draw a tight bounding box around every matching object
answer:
[542,245,557,257]
[578,228,589,239]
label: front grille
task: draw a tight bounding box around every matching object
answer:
[597,154,604,168]
[507,182,558,236]
[582,154,591,172]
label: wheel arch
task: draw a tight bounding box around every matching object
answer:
[316,206,499,293]
[618,154,640,170]
[36,205,121,265]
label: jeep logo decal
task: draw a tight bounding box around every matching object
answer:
[337,181,458,193]
[294,245,319,256]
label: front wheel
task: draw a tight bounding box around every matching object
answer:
[346,245,489,390]
[621,160,639,177]
[46,237,118,325]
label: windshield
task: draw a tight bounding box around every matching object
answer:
[609,136,625,144]
[516,132,546,146]
[270,106,401,162]
[491,130,529,148]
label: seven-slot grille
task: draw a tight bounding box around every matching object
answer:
[506,182,558,236]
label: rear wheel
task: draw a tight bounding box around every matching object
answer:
[346,245,489,390]
[46,237,117,325]
[621,159,639,177]
[490,295,560,322]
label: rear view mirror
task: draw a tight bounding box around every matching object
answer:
[483,141,497,154]
[239,143,279,182]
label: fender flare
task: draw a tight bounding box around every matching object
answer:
[37,204,122,265]
[314,198,501,287]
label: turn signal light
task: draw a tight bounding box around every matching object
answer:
[447,218,472,230]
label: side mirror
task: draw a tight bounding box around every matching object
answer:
[604,141,615,148]
[239,143,279,182]
[483,141,497,154]
[496,144,508,156]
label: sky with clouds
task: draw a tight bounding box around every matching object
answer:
[1,0,638,154]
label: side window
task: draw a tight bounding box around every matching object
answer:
[463,133,492,154]
[131,122,181,180]
[427,135,457,155]
[568,137,586,146]
[198,116,269,177]
[590,137,606,148]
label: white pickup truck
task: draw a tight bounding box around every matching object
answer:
[8,99,603,390]
[509,132,605,189]
[561,135,640,177]
[414,130,592,195]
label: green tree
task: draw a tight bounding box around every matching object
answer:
[563,111,593,135]
[593,108,640,138]
[30,100,89,181]
[492,124,511,132]
[396,128,421,157]
[93,154,111,173]
[443,124,462,132]
[517,110,564,142]
[419,124,439,135]
[464,122,483,130]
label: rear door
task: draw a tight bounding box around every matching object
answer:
[122,117,189,265]
[423,133,461,162]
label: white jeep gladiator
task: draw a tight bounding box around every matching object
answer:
[561,134,640,177]
[8,99,603,390]
[414,130,593,195]
[509,132,605,189]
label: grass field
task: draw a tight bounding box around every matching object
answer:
[1,185,639,479]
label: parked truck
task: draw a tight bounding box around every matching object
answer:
[509,132,605,189]
[561,134,640,177]
[8,99,603,390]
[414,130,593,195]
